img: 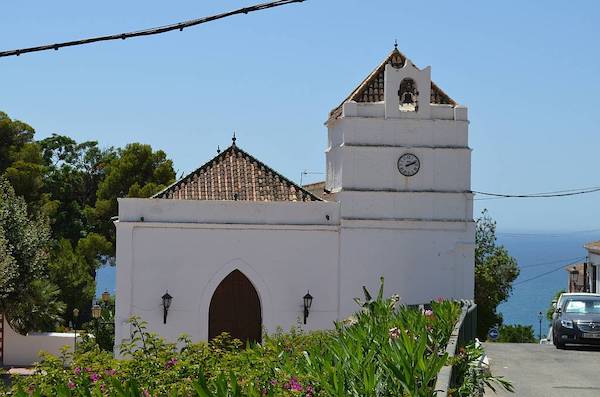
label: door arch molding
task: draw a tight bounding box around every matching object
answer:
[198,259,272,340]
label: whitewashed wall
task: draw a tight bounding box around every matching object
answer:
[3,317,75,366]
[115,199,341,351]
[339,221,475,316]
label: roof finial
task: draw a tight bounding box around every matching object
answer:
[232,131,237,146]
[394,39,398,50]
[217,145,221,154]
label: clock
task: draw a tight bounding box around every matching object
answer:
[397,153,420,177]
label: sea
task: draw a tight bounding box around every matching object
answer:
[95,231,600,337]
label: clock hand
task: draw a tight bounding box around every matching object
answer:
[405,161,417,167]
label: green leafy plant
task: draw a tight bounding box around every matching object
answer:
[4,279,505,397]
[449,343,514,396]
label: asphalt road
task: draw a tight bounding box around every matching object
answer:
[483,342,600,397]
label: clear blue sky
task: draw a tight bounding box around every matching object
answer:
[2,0,599,232]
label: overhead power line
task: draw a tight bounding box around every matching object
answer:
[0,0,305,58]
[473,186,600,199]
[519,256,586,269]
[514,259,583,286]
[498,229,600,238]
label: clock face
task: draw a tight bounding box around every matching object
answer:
[397,153,420,177]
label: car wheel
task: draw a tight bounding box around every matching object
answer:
[555,341,566,349]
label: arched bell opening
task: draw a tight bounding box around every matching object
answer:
[398,78,418,112]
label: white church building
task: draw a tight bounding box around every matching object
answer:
[114,47,474,346]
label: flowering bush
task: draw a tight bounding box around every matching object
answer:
[2,279,465,397]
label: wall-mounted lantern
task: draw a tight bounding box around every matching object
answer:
[162,291,173,324]
[303,291,313,324]
[91,303,102,319]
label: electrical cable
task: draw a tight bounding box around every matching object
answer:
[513,259,584,286]
[519,256,586,269]
[473,186,600,199]
[0,0,305,58]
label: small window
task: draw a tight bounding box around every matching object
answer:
[398,78,418,112]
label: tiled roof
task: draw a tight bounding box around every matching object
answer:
[302,181,337,202]
[329,48,456,120]
[154,144,321,202]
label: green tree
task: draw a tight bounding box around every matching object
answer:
[475,210,520,339]
[47,239,98,327]
[0,112,48,208]
[496,324,536,343]
[39,134,116,244]
[90,143,176,246]
[0,177,64,333]
[0,111,36,172]
[546,289,565,321]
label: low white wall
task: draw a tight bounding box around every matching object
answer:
[3,317,75,366]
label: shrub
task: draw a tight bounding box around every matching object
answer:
[4,279,469,396]
[496,324,536,343]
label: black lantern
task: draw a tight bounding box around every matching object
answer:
[162,291,173,324]
[303,291,313,324]
[101,290,111,303]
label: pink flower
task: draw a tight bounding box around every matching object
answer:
[143,389,151,397]
[90,373,100,383]
[67,381,76,390]
[424,309,434,317]
[73,367,81,375]
[105,369,117,376]
[286,377,303,392]
[435,296,445,303]
[84,367,92,373]
[165,357,177,369]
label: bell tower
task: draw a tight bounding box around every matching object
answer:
[326,46,474,311]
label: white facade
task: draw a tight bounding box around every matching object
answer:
[115,48,474,351]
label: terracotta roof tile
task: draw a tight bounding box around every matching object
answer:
[329,48,456,120]
[154,144,321,202]
[302,181,337,202]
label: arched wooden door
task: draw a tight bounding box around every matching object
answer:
[209,270,262,343]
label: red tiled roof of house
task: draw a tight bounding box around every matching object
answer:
[328,48,456,120]
[154,143,321,202]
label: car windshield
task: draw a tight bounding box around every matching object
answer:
[563,299,600,314]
